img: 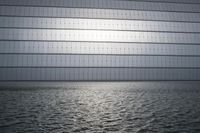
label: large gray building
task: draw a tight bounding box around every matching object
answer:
[0,0,200,81]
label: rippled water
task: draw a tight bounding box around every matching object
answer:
[0,82,200,133]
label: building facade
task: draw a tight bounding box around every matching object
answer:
[0,0,200,81]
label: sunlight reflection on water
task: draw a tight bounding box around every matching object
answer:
[0,82,200,132]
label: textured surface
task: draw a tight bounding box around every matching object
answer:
[0,0,200,80]
[1,82,200,132]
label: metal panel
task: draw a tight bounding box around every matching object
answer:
[0,54,200,68]
[0,68,200,81]
[1,41,200,56]
[0,6,200,22]
[0,0,200,13]
[0,1,200,81]
[1,17,200,33]
[1,29,200,44]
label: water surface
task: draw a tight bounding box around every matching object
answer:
[0,82,200,132]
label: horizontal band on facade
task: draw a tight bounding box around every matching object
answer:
[1,40,200,46]
[0,40,199,45]
[0,4,199,13]
[0,80,200,82]
[1,27,200,34]
[0,15,199,24]
[0,53,200,57]
[0,66,200,69]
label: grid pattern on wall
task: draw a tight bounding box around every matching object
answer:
[0,0,200,81]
